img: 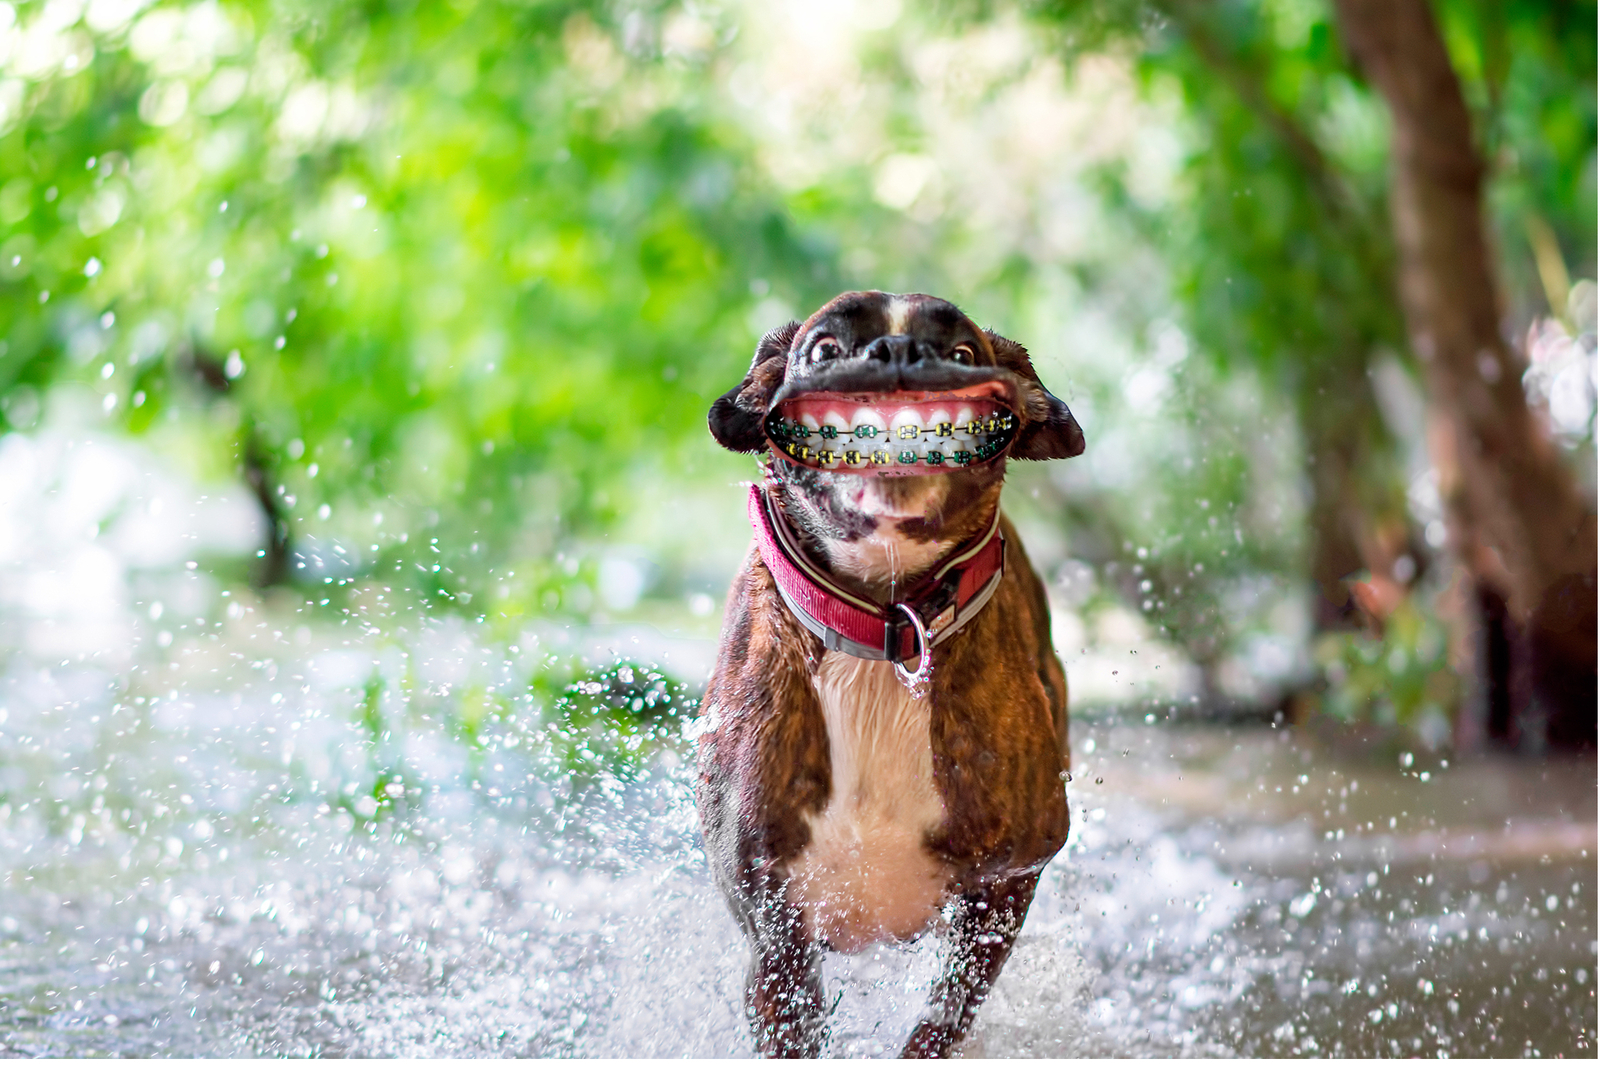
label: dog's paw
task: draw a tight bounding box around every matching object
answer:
[901,1021,962,1059]
[754,1016,827,1059]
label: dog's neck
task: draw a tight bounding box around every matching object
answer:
[823,531,952,603]
[767,464,1003,604]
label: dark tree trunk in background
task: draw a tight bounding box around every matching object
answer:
[1299,364,1384,629]
[243,428,291,588]
[1335,0,1597,750]
[1301,391,1367,629]
[187,347,292,589]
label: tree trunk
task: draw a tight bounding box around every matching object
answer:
[186,345,293,589]
[1296,354,1424,633]
[243,425,292,588]
[1334,0,1597,749]
[1298,362,1387,629]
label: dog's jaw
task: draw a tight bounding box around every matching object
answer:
[838,474,950,520]
[816,476,958,592]
[773,463,1004,599]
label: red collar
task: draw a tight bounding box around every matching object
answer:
[746,483,1005,684]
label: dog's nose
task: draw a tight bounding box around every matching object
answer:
[862,334,925,366]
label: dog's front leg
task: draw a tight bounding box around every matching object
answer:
[743,880,827,1058]
[900,872,1038,1059]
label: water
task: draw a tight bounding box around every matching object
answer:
[1052,723,1595,1057]
[1,594,1592,1059]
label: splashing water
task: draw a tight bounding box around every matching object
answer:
[0,598,1594,1056]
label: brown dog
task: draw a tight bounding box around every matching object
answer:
[697,291,1084,1057]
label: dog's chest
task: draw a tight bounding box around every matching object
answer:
[788,652,950,954]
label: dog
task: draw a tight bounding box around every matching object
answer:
[696,291,1085,1057]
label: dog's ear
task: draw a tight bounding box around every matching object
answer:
[985,329,1085,460]
[708,321,800,453]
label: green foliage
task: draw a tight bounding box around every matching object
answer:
[324,668,412,825]
[0,0,1593,730]
[0,0,841,605]
[321,655,694,826]
[1033,0,1595,386]
[1014,0,1593,704]
[524,658,694,783]
[1004,0,1410,678]
[1438,0,1598,310]
[1149,2,1400,372]
[1313,591,1460,739]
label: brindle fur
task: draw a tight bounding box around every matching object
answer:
[698,292,1083,1058]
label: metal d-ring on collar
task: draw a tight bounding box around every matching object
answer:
[893,601,934,688]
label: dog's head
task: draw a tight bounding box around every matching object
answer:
[709,291,1084,578]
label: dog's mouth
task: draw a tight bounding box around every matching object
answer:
[764,383,1018,476]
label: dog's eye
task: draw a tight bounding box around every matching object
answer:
[951,344,975,364]
[811,337,844,362]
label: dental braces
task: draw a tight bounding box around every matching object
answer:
[767,411,1016,468]
[775,441,1008,466]
[769,413,1016,443]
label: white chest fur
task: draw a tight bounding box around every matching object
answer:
[788,652,951,954]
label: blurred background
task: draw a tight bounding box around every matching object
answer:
[0,0,1593,1057]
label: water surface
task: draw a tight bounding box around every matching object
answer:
[0,614,1593,1057]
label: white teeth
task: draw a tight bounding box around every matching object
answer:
[853,407,887,438]
[890,408,923,443]
[776,401,1012,469]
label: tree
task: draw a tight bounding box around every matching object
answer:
[1334,0,1596,746]
[1,0,1589,745]
[0,0,844,611]
[1021,0,1595,745]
